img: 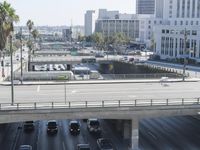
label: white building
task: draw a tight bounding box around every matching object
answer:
[154,0,200,62]
[136,0,155,14]
[95,9,139,40]
[84,10,96,36]
[71,26,84,39]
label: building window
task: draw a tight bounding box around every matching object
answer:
[162,29,165,33]
[192,30,197,35]
[191,21,193,25]
[182,0,185,18]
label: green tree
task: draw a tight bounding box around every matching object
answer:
[92,32,104,50]
[26,20,34,38]
[26,20,34,70]
[0,1,19,59]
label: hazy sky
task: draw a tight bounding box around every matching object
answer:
[3,0,136,26]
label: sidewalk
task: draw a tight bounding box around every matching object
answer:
[0,78,199,86]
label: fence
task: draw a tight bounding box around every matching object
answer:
[0,98,199,111]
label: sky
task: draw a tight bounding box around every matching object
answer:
[2,0,135,26]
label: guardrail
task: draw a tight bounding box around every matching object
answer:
[0,98,199,111]
[101,73,182,80]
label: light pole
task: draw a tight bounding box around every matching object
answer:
[10,34,14,105]
[20,27,23,84]
[64,75,69,104]
[182,28,188,82]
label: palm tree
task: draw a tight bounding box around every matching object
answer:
[26,20,34,71]
[0,1,19,70]
[26,20,34,39]
[31,29,39,54]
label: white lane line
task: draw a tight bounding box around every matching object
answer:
[62,142,66,150]
[37,85,40,92]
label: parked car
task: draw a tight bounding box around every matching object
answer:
[87,119,101,134]
[47,120,58,135]
[97,138,114,150]
[77,144,90,150]
[24,121,34,132]
[19,145,32,150]
[69,120,80,135]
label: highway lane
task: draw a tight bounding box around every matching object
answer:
[140,116,200,150]
[0,82,200,103]
[0,119,128,150]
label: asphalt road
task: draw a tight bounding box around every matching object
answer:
[0,82,200,103]
[140,115,200,150]
[1,116,200,150]
[0,120,128,150]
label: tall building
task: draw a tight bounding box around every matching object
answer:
[136,0,155,14]
[84,10,95,36]
[154,0,200,63]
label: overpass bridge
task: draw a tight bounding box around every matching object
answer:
[29,56,115,71]
[0,98,200,150]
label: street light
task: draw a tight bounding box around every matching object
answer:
[64,75,69,104]
[182,28,188,82]
[20,27,23,84]
[10,34,14,105]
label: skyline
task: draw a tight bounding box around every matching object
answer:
[4,0,136,26]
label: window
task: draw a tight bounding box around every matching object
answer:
[192,30,197,35]
[162,29,165,33]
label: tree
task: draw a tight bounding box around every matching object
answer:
[92,32,104,50]
[26,20,34,71]
[0,1,19,59]
[31,29,39,41]
[26,20,34,38]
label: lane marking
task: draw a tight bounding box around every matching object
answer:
[62,142,66,150]
[37,85,40,92]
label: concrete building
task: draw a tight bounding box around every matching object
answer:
[136,0,155,14]
[95,9,139,40]
[71,26,84,39]
[84,10,96,36]
[62,28,72,41]
[154,0,200,63]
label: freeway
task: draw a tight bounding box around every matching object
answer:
[0,82,200,103]
[0,120,128,150]
[1,116,200,150]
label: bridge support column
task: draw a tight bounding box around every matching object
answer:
[123,120,131,140]
[131,119,139,150]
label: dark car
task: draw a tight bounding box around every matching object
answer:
[47,120,58,135]
[69,120,80,135]
[77,144,90,150]
[97,138,114,150]
[87,119,101,134]
[24,121,34,132]
[19,145,32,150]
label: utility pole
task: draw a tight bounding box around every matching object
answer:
[183,28,187,82]
[10,34,14,105]
[20,27,23,84]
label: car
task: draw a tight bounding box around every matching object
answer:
[19,145,32,150]
[87,119,101,134]
[97,138,114,150]
[47,120,58,135]
[24,121,34,132]
[69,120,80,135]
[77,144,91,150]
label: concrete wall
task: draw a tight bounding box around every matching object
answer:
[0,105,200,124]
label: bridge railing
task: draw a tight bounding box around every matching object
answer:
[0,98,199,111]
